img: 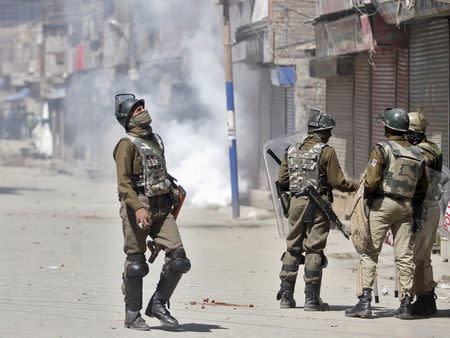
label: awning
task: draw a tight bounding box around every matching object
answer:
[2,88,31,102]
[315,14,374,58]
[271,66,296,86]
[316,0,355,16]
[372,0,450,25]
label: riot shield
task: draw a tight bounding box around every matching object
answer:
[385,165,450,245]
[437,166,450,239]
[263,131,307,238]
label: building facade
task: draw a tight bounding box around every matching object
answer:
[310,0,450,180]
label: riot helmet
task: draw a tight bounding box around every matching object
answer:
[115,93,145,131]
[408,111,428,134]
[378,108,409,132]
[407,110,428,145]
[307,108,336,132]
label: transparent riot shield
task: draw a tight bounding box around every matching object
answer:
[437,166,450,239]
[263,131,307,238]
[387,165,450,245]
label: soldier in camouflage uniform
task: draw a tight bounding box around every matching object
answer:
[113,94,191,331]
[407,111,443,316]
[345,108,427,320]
[276,109,358,311]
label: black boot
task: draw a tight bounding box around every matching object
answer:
[145,248,191,326]
[123,254,150,330]
[146,292,179,326]
[345,288,372,318]
[395,295,414,320]
[411,290,437,316]
[276,280,296,308]
[124,306,151,331]
[304,282,329,311]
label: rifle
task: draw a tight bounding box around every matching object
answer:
[146,174,187,263]
[168,174,187,219]
[266,148,350,240]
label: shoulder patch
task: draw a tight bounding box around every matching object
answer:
[370,159,378,167]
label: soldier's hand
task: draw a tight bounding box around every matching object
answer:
[136,208,152,229]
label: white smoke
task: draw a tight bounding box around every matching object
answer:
[64,0,249,207]
[137,0,237,206]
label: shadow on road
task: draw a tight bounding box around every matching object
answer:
[435,309,450,317]
[292,305,350,312]
[0,186,54,195]
[150,323,227,333]
[327,305,352,311]
[372,307,396,318]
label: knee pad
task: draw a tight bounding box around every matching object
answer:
[305,251,327,270]
[281,251,305,272]
[126,261,149,278]
[166,248,191,273]
[125,254,149,278]
[284,250,305,264]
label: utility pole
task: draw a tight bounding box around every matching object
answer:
[221,0,240,218]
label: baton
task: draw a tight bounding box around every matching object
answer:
[373,275,380,303]
[394,264,399,298]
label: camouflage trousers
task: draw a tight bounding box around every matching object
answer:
[358,196,415,299]
[413,201,440,295]
[280,195,330,286]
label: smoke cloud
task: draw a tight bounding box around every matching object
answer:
[64,0,248,207]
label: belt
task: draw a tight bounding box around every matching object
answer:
[291,190,330,198]
[133,187,172,200]
[375,192,412,201]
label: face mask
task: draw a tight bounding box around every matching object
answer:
[129,110,151,129]
[128,110,152,136]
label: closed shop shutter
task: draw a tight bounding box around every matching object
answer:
[370,48,409,149]
[326,75,354,177]
[286,86,296,134]
[396,49,408,112]
[270,84,286,138]
[409,19,449,166]
[370,49,396,148]
[354,53,371,178]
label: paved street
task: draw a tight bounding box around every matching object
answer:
[0,165,449,337]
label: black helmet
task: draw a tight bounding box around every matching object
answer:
[115,93,145,131]
[307,108,336,132]
[378,107,409,132]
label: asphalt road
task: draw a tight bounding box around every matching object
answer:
[0,165,449,337]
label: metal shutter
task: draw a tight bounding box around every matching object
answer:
[354,53,371,178]
[396,49,409,112]
[370,48,408,149]
[286,86,296,134]
[370,49,397,148]
[409,19,449,167]
[326,75,354,177]
[270,84,286,138]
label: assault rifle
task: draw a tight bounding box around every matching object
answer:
[266,148,350,240]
